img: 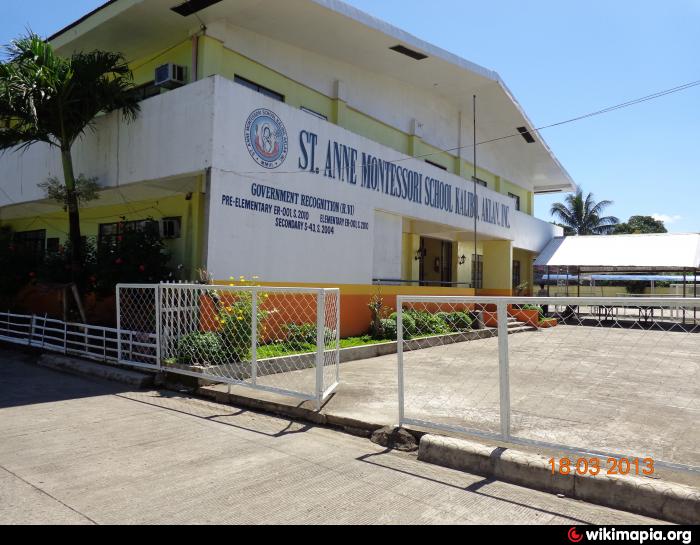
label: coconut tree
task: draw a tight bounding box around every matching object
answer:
[0,32,140,277]
[550,189,619,235]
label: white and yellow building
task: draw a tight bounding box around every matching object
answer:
[0,0,574,333]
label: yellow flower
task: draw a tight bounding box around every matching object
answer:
[237,317,243,321]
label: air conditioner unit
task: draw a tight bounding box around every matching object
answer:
[154,63,187,89]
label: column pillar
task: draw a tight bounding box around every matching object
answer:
[332,80,348,127]
[482,240,514,295]
[409,118,424,157]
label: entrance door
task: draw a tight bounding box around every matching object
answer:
[419,237,453,287]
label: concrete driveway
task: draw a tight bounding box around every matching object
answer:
[0,347,662,525]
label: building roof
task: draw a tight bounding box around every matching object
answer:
[535,234,700,271]
[46,0,576,194]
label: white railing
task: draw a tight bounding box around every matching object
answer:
[397,296,700,473]
[0,311,157,365]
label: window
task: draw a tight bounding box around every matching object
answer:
[14,230,46,259]
[471,255,483,289]
[300,106,327,121]
[513,260,521,289]
[46,238,60,253]
[425,160,448,171]
[161,217,182,239]
[509,193,521,211]
[234,75,284,102]
[472,177,487,188]
[99,220,159,249]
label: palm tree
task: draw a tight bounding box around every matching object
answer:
[550,189,619,235]
[0,33,140,276]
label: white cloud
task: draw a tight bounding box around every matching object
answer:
[652,213,682,225]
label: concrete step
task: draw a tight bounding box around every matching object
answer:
[507,320,528,328]
[38,354,154,388]
[507,325,537,335]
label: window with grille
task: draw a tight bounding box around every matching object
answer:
[98,220,159,250]
[14,230,46,259]
[513,260,522,289]
[509,193,521,211]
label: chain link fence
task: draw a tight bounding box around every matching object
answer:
[115,284,340,407]
[397,296,700,472]
[116,285,160,370]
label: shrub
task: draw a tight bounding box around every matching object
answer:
[218,292,261,363]
[406,310,449,336]
[176,332,225,366]
[388,312,415,340]
[40,237,98,292]
[95,219,173,295]
[285,323,317,349]
[520,304,545,320]
[437,312,473,332]
[380,318,397,341]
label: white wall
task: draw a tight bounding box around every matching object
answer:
[0,77,216,207]
[208,22,526,189]
[205,76,560,282]
[373,211,403,281]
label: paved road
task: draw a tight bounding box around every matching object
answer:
[0,348,663,525]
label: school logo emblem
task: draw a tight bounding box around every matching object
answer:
[244,109,289,169]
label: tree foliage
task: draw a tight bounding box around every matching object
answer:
[550,189,619,235]
[0,32,140,279]
[613,215,667,235]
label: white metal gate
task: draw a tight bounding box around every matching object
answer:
[116,283,340,409]
[397,295,700,473]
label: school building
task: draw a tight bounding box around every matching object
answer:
[0,0,575,333]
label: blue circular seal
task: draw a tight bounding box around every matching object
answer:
[244,109,289,169]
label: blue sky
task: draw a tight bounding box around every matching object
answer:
[4,0,699,232]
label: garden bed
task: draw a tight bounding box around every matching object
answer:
[164,327,499,381]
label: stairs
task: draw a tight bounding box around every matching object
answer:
[507,317,538,335]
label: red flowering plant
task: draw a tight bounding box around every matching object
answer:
[40,237,98,291]
[95,218,173,296]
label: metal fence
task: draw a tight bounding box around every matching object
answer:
[397,296,700,473]
[0,310,157,365]
[116,284,160,370]
[117,283,341,408]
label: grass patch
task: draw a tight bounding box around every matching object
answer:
[256,336,386,359]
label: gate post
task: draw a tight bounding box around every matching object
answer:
[116,286,122,363]
[496,300,512,440]
[315,290,326,411]
[155,285,162,370]
[251,289,258,385]
[397,298,405,426]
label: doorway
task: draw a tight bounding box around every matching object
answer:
[419,237,453,287]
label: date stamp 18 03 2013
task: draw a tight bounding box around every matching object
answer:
[549,457,655,477]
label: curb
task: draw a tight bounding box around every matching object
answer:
[38,354,155,389]
[418,434,700,525]
[192,383,386,437]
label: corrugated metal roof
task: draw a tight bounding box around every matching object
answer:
[534,234,700,270]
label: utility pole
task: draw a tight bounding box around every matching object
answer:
[472,95,478,289]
